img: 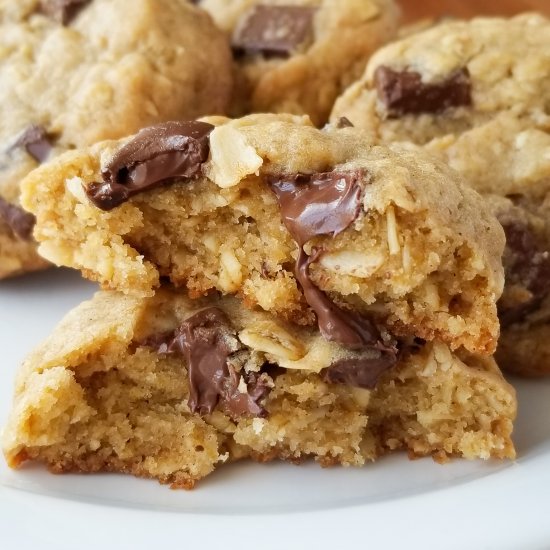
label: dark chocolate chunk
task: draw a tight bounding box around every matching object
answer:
[232,5,316,58]
[321,355,396,390]
[336,117,354,129]
[86,121,214,210]
[39,0,91,25]
[374,66,472,116]
[0,197,36,240]
[268,170,364,247]
[12,125,52,163]
[499,221,550,327]
[268,170,398,385]
[143,307,269,418]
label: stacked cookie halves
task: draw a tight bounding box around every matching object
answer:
[3,113,516,488]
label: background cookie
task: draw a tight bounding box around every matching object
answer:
[331,13,550,198]
[0,0,233,279]
[199,0,400,125]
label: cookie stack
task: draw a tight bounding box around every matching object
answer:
[5,0,546,489]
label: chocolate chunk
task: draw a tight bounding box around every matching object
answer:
[269,170,398,386]
[143,307,269,418]
[232,5,316,58]
[0,197,36,240]
[86,121,214,211]
[336,117,354,129]
[39,0,91,25]
[374,66,472,116]
[499,221,550,327]
[321,355,396,390]
[268,170,364,247]
[12,125,52,163]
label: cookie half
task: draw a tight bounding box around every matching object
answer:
[21,115,505,354]
[2,288,516,489]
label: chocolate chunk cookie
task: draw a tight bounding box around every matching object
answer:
[0,0,233,279]
[198,0,400,125]
[22,114,505,355]
[2,288,516,488]
[331,14,550,199]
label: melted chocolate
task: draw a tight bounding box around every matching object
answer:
[268,171,363,247]
[0,197,36,240]
[499,221,550,327]
[232,5,316,58]
[12,125,52,163]
[86,121,214,210]
[143,308,269,418]
[39,0,91,25]
[269,170,398,386]
[374,66,472,116]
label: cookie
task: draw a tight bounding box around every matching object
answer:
[198,0,400,125]
[0,0,233,279]
[21,114,505,355]
[2,288,516,488]
[331,13,550,198]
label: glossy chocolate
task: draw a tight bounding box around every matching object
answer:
[142,307,269,418]
[86,121,214,210]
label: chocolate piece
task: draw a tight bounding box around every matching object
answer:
[143,308,269,418]
[268,171,364,247]
[0,197,36,240]
[321,355,396,390]
[336,117,354,129]
[86,121,214,210]
[12,125,52,163]
[39,0,91,25]
[499,221,550,326]
[269,170,398,385]
[232,5,316,58]
[374,66,472,116]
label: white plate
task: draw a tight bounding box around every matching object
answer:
[1,269,549,549]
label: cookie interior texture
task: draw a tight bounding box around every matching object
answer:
[21,114,504,355]
[2,289,517,489]
[200,0,400,124]
[0,0,233,279]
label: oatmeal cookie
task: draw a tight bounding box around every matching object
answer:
[21,115,505,354]
[0,0,233,279]
[2,288,516,488]
[198,0,400,125]
[331,13,550,198]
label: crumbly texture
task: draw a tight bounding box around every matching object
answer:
[331,13,550,198]
[199,0,400,125]
[22,114,505,354]
[487,194,550,376]
[0,0,233,279]
[2,290,517,489]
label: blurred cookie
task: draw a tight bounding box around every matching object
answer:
[0,0,233,279]
[199,0,400,125]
